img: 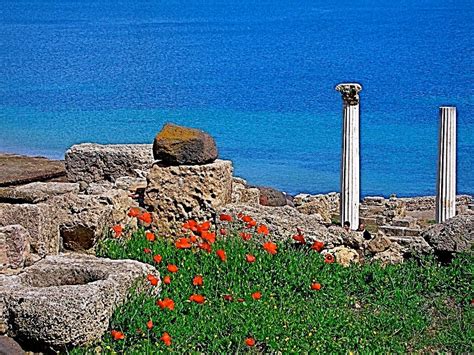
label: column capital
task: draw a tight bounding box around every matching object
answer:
[335,83,362,105]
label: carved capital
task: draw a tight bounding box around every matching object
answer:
[335,83,362,105]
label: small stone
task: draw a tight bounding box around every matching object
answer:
[0,336,24,355]
[332,246,360,267]
[256,186,288,207]
[153,123,218,165]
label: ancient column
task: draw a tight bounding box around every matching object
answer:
[336,83,362,230]
[435,106,457,223]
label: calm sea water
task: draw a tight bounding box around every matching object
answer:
[1,0,473,197]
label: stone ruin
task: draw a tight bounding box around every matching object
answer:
[0,122,472,351]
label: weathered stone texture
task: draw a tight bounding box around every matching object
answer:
[331,246,360,267]
[144,160,233,233]
[65,143,153,183]
[0,336,24,355]
[153,123,218,165]
[256,186,288,207]
[422,214,473,253]
[293,192,339,224]
[231,177,260,206]
[0,254,159,350]
[0,225,30,271]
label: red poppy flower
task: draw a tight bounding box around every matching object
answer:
[242,215,253,223]
[161,332,172,346]
[237,212,244,219]
[111,225,123,238]
[146,274,155,281]
[201,231,216,244]
[220,228,227,236]
[257,224,269,235]
[198,242,212,253]
[189,235,198,243]
[128,207,141,217]
[251,291,261,300]
[324,253,335,264]
[245,254,256,263]
[148,276,158,286]
[143,248,152,254]
[246,220,257,228]
[146,232,155,242]
[163,275,171,285]
[219,213,232,222]
[153,254,162,263]
[193,275,203,286]
[189,294,205,304]
[182,220,198,231]
[111,330,125,340]
[311,240,325,252]
[263,242,278,255]
[245,337,256,347]
[146,320,153,330]
[216,249,227,262]
[138,212,152,224]
[240,232,252,241]
[175,237,192,249]
[292,234,306,244]
[311,282,322,290]
[198,221,211,233]
[157,298,175,310]
[223,294,233,301]
[167,264,179,273]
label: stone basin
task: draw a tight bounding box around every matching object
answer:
[0,253,159,351]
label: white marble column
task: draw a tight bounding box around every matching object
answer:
[336,83,362,230]
[436,106,457,223]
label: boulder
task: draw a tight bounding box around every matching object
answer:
[0,225,30,271]
[153,123,218,165]
[255,186,288,207]
[144,160,233,234]
[422,214,473,253]
[0,254,159,351]
[65,143,153,183]
[367,234,392,253]
[372,243,404,265]
[388,236,433,255]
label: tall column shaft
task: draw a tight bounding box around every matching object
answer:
[436,106,456,223]
[336,83,362,229]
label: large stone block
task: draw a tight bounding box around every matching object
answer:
[144,160,233,233]
[0,254,159,351]
[65,143,154,183]
[0,225,30,271]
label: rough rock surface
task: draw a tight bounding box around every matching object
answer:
[294,192,340,224]
[422,214,474,253]
[219,204,342,247]
[65,143,154,183]
[153,123,218,165]
[372,243,404,265]
[231,178,260,206]
[255,186,288,207]
[0,254,159,350]
[0,225,30,271]
[388,236,433,255]
[331,246,360,267]
[367,234,392,253]
[145,160,233,233]
[0,182,79,204]
[0,154,66,187]
[0,336,24,355]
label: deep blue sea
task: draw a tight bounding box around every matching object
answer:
[1,0,473,197]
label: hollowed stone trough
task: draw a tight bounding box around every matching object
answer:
[0,253,159,351]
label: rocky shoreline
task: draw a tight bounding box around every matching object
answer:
[0,124,472,351]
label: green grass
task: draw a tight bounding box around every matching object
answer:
[73,224,473,354]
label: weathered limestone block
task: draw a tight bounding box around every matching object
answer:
[0,225,30,271]
[387,236,433,255]
[65,143,154,183]
[231,177,260,206]
[0,254,159,350]
[372,243,404,265]
[219,204,340,247]
[422,214,473,253]
[0,182,80,204]
[294,192,340,224]
[145,160,233,233]
[153,123,218,165]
